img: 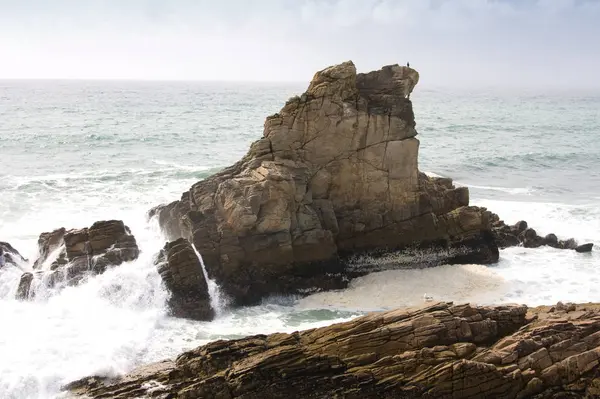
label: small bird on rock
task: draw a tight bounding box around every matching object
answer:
[423,293,433,302]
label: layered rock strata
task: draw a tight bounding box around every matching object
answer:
[150,61,499,306]
[154,238,215,321]
[65,302,600,398]
[16,220,139,299]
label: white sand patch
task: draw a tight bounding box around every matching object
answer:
[297,264,510,311]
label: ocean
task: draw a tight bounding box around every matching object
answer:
[0,80,598,398]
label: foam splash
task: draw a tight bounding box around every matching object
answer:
[473,198,600,243]
[456,182,534,196]
[191,243,229,316]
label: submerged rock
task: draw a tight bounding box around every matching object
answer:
[65,301,600,398]
[150,61,499,306]
[22,220,139,297]
[154,238,214,321]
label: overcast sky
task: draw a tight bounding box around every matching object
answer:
[1,0,599,88]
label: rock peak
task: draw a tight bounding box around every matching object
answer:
[305,60,419,100]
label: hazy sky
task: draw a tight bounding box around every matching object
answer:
[1,0,599,88]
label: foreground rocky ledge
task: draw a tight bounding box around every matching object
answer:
[66,302,600,398]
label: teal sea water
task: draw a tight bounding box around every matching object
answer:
[0,80,599,398]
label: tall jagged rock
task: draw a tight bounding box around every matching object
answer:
[150,61,498,306]
[65,302,600,398]
[154,238,214,321]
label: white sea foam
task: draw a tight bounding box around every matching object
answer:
[473,198,600,243]
[455,181,534,195]
[423,171,445,178]
[152,160,212,172]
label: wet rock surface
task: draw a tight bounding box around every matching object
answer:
[65,302,600,398]
[0,241,27,267]
[154,238,215,321]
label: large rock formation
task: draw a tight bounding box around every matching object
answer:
[154,238,215,321]
[65,301,600,398]
[150,61,498,306]
[16,220,139,299]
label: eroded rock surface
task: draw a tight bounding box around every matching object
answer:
[65,302,600,398]
[490,214,594,252]
[154,238,214,321]
[17,220,139,299]
[150,61,498,306]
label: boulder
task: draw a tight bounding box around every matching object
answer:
[0,241,27,267]
[65,301,600,399]
[31,220,139,289]
[154,238,214,321]
[150,61,498,306]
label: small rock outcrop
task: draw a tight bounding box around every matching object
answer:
[154,238,214,321]
[15,272,33,300]
[0,241,27,267]
[65,302,600,398]
[150,61,499,306]
[490,215,594,252]
[17,220,139,299]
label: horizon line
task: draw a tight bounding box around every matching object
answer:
[1,78,599,93]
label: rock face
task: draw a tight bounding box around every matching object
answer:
[154,238,214,321]
[490,215,594,252]
[65,302,600,399]
[0,241,27,267]
[150,61,499,306]
[17,220,139,299]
